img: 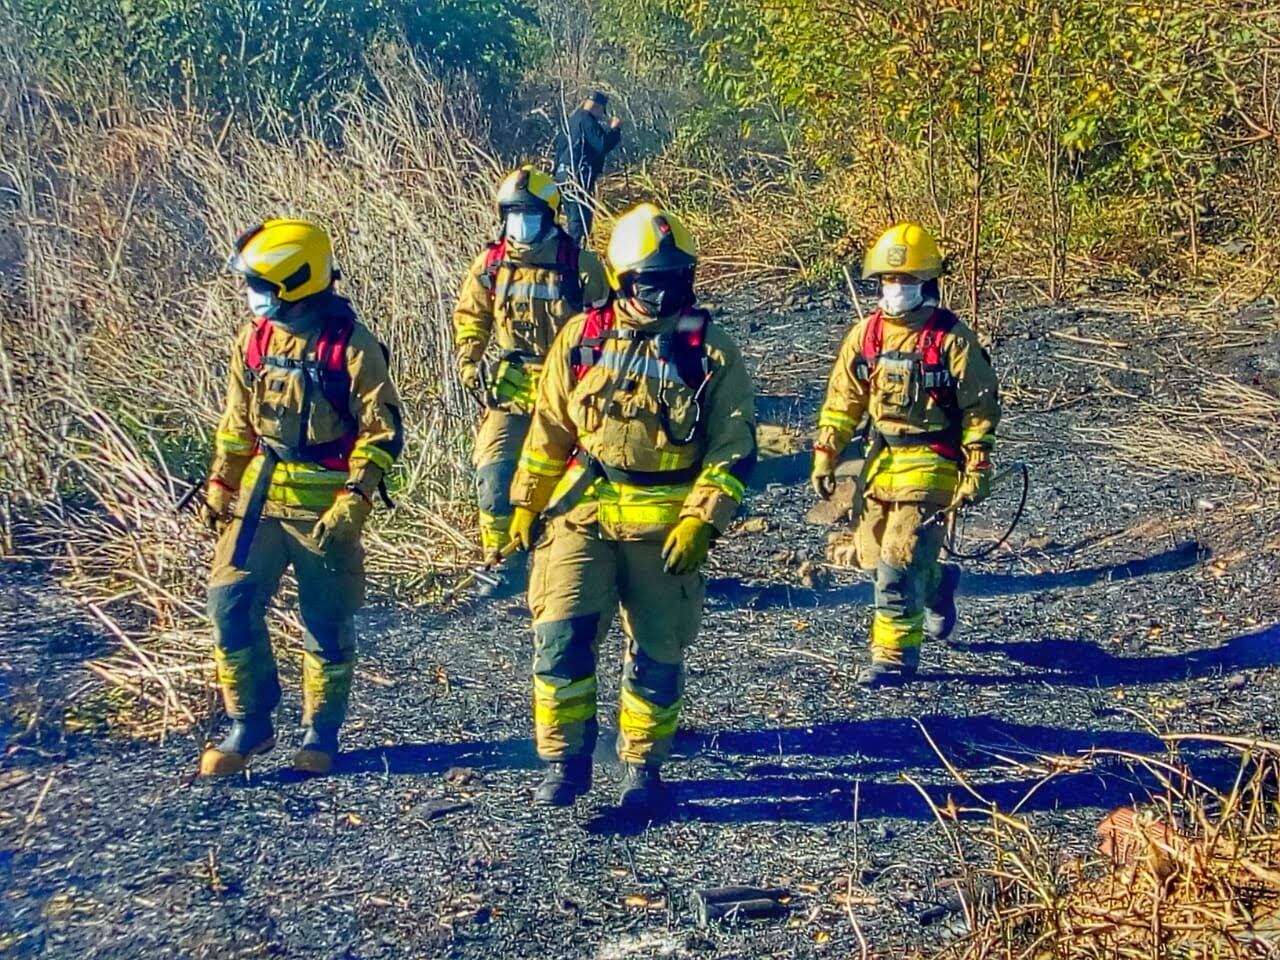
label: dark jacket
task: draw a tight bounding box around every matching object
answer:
[552,108,622,190]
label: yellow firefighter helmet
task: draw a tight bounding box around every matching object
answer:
[862,222,945,281]
[496,165,562,217]
[228,219,336,302]
[605,202,698,289]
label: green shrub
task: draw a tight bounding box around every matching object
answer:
[2,0,534,128]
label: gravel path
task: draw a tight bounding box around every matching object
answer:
[3,287,1278,958]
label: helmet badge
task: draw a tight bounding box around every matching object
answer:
[886,244,908,268]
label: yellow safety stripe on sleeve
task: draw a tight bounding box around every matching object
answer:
[962,430,996,448]
[350,440,395,472]
[519,449,568,479]
[533,675,598,726]
[478,509,512,554]
[215,431,256,456]
[818,408,858,432]
[698,465,745,503]
[455,323,488,342]
[618,687,682,741]
[866,449,960,494]
[870,610,924,652]
[240,456,347,509]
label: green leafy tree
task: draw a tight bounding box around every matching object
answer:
[3,0,535,126]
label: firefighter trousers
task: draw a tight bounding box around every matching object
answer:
[528,520,704,766]
[474,409,531,557]
[854,498,947,668]
[207,517,363,730]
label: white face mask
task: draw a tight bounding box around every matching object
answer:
[246,288,279,318]
[505,210,545,245]
[880,281,924,316]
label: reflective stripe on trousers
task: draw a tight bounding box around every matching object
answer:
[528,522,704,764]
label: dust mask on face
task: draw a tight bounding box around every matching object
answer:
[880,280,924,316]
[505,210,545,245]
[246,288,279,318]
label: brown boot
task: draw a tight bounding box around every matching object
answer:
[199,717,275,777]
[292,725,339,776]
[856,661,918,688]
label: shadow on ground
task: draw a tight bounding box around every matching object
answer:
[946,622,1280,686]
[707,540,1206,610]
[332,621,1272,829]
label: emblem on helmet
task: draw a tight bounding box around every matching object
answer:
[886,245,908,268]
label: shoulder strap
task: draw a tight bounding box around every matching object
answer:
[669,309,711,391]
[918,308,958,368]
[313,315,355,373]
[918,308,960,412]
[571,304,614,381]
[854,310,885,381]
[483,239,507,300]
[245,319,274,374]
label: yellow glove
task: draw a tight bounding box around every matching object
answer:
[312,489,372,551]
[662,517,715,575]
[810,446,837,500]
[198,478,237,533]
[952,448,993,509]
[508,506,540,553]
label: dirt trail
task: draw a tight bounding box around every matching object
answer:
[3,288,1279,958]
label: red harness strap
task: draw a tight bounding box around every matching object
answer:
[571,305,709,390]
[245,317,356,471]
[857,307,962,461]
[484,234,582,307]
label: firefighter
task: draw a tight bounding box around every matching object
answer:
[811,222,1000,687]
[506,203,756,815]
[551,91,623,246]
[198,219,404,777]
[453,165,609,598]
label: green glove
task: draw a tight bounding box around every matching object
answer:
[493,356,537,410]
[662,517,715,575]
[810,446,837,500]
[198,478,237,533]
[507,506,540,553]
[312,490,372,551]
[952,448,993,509]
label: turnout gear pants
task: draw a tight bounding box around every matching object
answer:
[474,410,532,556]
[854,498,947,668]
[207,517,363,731]
[528,520,704,765]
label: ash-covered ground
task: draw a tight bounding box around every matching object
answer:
[3,285,1279,958]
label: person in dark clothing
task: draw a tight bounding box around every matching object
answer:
[552,91,623,246]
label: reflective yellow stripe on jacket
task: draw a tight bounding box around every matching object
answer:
[866,447,960,496]
[548,460,689,527]
[239,454,347,511]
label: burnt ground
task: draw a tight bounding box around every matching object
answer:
[3,285,1280,958]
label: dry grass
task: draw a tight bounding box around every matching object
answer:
[0,49,499,731]
[912,734,1280,959]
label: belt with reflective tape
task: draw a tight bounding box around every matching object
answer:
[876,427,961,461]
[542,452,700,521]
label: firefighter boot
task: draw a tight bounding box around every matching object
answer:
[199,715,276,777]
[924,563,961,644]
[856,661,918,689]
[533,758,592,806]
[293,724,340,775]
[618,764,670,816]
